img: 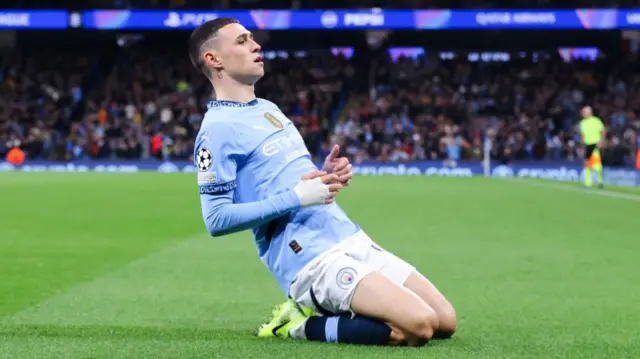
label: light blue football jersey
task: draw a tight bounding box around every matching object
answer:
[194,98,359,294]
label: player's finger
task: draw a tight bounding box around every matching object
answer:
[338,173,352,184]
[335,163,352,176]
[331,157,348,171]
[302,171,326,180]
[328,183,344,192]
[323,190,337,204]
[326,144,340,161]
[320,173,340,184]
[344,178,352,186]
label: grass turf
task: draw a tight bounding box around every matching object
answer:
[1,173,639,358]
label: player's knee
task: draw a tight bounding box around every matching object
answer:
[405,325,434,347]
[406,309,438,345]
[387,327,406,346]
[434,305,457,339]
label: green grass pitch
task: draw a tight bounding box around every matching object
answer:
[1,172,639,358]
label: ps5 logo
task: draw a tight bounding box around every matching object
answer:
[164,12,219,28]
[163,12,181,28]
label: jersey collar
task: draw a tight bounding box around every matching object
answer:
[207,99,259,109]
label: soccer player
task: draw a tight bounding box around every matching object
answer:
[579,106,606,188]
[188,18,456,347]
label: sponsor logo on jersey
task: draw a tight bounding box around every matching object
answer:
[262,133,306,157]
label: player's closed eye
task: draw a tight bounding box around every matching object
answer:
[238,33,255,45]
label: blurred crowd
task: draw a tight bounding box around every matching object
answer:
[0,48,98,162]
[1,45,639,167]
[331,54,640,166]
[64,46,350,162]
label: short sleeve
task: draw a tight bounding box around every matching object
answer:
[194,123,240,196]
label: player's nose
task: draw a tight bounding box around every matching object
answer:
[251,40,261,53]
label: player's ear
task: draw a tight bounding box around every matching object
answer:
[203,50,223,70]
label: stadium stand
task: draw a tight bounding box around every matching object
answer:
[0,48,105,161]
[66,45,353,161]
[339,53,640,165]
[1,44,639,166]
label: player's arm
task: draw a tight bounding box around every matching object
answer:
[200,186,298,237]
[201,175,340,238]
[196,128,340,237]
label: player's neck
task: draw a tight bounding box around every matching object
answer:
[212,78,256,104]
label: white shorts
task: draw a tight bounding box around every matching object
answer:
[288,230,415,315]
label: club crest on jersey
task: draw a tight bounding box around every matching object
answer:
[264,112,283,129]
[336,267,357,289]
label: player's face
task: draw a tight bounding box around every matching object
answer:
[216,23,264,85]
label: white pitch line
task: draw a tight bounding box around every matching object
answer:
[501,178,640,202]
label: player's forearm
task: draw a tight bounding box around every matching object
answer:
[203,190,300,237]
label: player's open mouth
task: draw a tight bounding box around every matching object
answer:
[254,56,263,63]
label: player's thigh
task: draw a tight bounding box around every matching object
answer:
[403,271,457,337]
[289,247,370,316]
[288,247,436,345]
[346,231,456,335]
[344,231,416,286]
[350,271,439,346]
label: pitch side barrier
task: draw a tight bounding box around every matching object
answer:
[0,160,637,187]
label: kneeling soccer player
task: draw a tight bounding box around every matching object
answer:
[255,238,458,346]
[188,18,457,347]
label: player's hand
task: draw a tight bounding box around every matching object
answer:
[294,171,343,207]
[322,144,353,186]
[302,171,343,204]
